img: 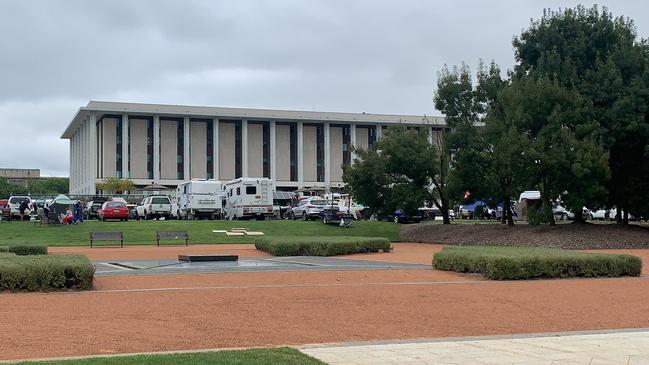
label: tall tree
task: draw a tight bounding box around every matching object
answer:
[343,126,453,224]
[512,5,649,223]
[434,62,520,225]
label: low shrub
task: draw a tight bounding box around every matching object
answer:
[255,236,391,256]
[0,253,94,291]
[433,245,642,280]
[5,244,48,255]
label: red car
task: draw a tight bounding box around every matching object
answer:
[98,201,129,221]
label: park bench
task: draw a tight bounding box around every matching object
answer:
[156,230,189,246]
[90,231,124,247]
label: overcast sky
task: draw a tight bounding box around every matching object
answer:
[1,1,648,176]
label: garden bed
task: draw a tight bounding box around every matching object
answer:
[432,245,642,280]
[255,236,391,256]
[0,245,94,291]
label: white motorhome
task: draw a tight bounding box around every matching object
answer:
[176,180,224,220]
[224,177,274,220]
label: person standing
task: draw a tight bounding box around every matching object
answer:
[19,200,29,221]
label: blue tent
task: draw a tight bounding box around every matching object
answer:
[462,200,488,212]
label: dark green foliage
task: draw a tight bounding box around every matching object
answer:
[29,177,69,195]
[344,126,452,223]
[255,236,391,256]
[2,244,49,255]
[0,177,27,197]
[433,245,642,280]
[0,253,94,291]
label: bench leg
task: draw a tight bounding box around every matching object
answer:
[121,240,124,248]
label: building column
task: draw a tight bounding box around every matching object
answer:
[350,123,357,164]
[85,119,91,194]
[183,117,190,180]
[270,120,276,181]
[81,122,87,194]
[297,121,304,187]
[122,114,129,179]
[153,115,160,181]
[241,119,248,177]
[213,118,219,180]
[89,112,97,194]
[376,124,383,140]
[428,126,434,144]
[324,122,331,187]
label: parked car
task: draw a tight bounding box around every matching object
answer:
[84,200,106,220]
[136,196,172,220]
[291,197,328,221]
[0,199,10,220]
[98,201,129,221]
[390,209,424,224]
[7,196,32,219]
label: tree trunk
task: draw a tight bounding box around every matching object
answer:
[623,208,629,225]
[545,199,556,226]
[441,200,451,225]
[504,199,515,226]
[573,208,585,224]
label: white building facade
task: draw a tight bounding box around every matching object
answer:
[62,101,445,195]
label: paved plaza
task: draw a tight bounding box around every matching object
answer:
[301,329,649,365]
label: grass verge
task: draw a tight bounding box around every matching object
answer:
[15,348,325,365]
[432,245,642,280]
[255,236,391,256]
[0,243,48,255]
[0,253,94,291]
[0,220,399,246]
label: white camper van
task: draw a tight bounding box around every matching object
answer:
[224,177,274,220]
[176,180,224,220]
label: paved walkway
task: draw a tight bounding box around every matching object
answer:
[301,330,649,365]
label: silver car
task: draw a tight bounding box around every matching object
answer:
[291,198,328,221]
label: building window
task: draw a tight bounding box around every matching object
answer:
[207,120,214,179]
[234,121,242,178]
[116,117,123,178]
[342,125,351,166]
[368,126,377,150]
[262,122,270,178]
[316,124,324,182]
[289,123,297,181]
[177,120,184,180]
[147,119,153,179]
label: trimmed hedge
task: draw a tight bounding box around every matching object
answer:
[433,245,642,280]
[0,244,49,256]
[255,236,391,256]
[0,253,94,291]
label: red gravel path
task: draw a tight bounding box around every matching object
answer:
[1,244,648,361]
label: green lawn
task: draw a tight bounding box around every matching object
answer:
[0,219,399,246]
[16,348,325,365]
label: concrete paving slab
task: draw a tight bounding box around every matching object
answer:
[301,330,649,365]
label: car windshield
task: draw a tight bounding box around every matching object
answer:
[106,202,125,208]
[9,197,29,204]
[151,197,170,204]
[309,200,327,205]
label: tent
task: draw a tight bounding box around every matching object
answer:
[47,194,78,215]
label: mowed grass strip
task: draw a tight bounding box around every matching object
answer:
[0,220,399,246]
[433,245,642,280]
[15,348,325,365]
[255,236,391,256]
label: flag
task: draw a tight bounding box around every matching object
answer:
[463,191,471,200]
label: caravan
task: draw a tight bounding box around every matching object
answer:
[176,180,224,220]
[224,178,274,220]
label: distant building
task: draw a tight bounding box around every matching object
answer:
[0,168,40,188]
[62,101,446,195]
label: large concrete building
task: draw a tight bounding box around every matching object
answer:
[62,101,445,195]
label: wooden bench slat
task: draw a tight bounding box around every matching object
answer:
[90,231,124,248]
[155,230,189,246]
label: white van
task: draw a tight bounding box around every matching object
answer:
[8,196,32,219]
[224,177,273,220]
[176,180,224,220]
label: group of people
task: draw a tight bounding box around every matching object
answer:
[21,200,85,225]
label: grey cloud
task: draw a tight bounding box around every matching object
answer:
[0,0,647,176]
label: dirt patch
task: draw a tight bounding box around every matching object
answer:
[400,223,649,249]
[49,244,269,261]
[2,270,649,360]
